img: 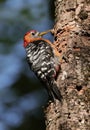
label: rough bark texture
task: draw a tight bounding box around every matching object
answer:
[45,0,90,130]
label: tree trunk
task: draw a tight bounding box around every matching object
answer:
[45,0,90,130]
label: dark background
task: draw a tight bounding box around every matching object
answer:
[0,0,54,130]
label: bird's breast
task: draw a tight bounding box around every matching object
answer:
[25,41,59,80]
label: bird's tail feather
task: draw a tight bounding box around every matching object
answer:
[47,80,62,102]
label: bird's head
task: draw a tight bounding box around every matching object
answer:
[23,29,52,48]
[23,30,40,48]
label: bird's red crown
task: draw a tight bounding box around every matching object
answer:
[23,30,38,48]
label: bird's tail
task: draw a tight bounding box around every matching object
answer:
[47,79,62,102]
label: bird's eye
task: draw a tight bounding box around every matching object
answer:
[31,32,35,35]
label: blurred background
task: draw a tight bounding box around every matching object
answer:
[0,0,54,130]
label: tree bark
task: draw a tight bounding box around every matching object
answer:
[45,0,90,130]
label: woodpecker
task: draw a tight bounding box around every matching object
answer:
[23,29,62,102]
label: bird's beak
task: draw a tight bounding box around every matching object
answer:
[38,29,52,36]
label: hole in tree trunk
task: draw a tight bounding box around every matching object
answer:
[85,119,88,122]
[76,85,82,91]
[57,29,62,34]
[79,119,82,122]
[68,113,71,119]
[54,36,57,41]
[59,50,62,53]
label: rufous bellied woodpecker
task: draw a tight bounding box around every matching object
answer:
[23,29,62,102]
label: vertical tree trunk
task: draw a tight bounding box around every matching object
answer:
[45,0,90,130]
